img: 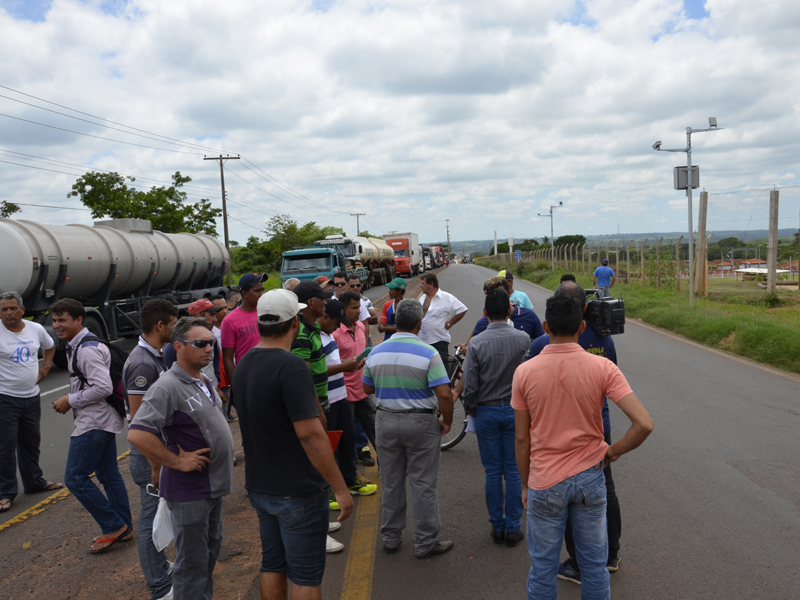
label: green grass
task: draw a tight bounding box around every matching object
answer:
[482,260,800,374]
[230,271,282,292]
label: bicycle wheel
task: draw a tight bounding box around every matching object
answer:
[441,396,468,451]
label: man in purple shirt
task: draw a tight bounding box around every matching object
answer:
[51,299,132,553]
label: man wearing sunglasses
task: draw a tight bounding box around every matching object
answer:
[129,317,235,600]
[332,272,372,346]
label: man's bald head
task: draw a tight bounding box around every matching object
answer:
[554,281,587,309]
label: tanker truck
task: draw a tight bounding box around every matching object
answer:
[0,218,231,358]
[312,234,396,286]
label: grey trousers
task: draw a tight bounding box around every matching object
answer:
[168,497,224,600]
[598,286,612,298]
[375,410,441,555]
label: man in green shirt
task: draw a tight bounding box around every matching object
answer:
[291,281,333,412]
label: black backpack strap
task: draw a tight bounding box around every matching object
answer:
[70,334,108,391]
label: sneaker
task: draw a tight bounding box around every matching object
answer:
[607,551,621,572]
[557,559,581,585]
[348,482,378,496]
[358,449,376,467]
[329,490,340,511]
[155,587,173,600]
[166,560,174,576]
[328,521,342,533]
[326,535,344,553]
[415,540,454,559]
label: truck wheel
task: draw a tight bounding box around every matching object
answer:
[84,315,107,340]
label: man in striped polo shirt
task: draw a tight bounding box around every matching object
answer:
[291,281,333,413]
[363,299,455,559]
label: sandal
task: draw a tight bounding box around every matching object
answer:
[90,526,130,554]
[31,482,64,494]
[0,499,11,513]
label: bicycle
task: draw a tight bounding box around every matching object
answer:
[440,346,468,450]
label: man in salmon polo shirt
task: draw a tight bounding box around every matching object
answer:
[512,293,653,600]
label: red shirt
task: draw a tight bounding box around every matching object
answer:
[333,322,367,402]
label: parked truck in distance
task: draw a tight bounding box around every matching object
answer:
[422,248,434,271]
[383,233,421,277]
[279,245,370,288]
[312,235,396,286]
[428,245,444,267]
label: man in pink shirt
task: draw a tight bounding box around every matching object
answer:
[221,273,267,419]
[512,293,653,600]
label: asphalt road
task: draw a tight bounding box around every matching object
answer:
[5,264,800,599]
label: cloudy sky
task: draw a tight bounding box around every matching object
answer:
[1,0,798,245]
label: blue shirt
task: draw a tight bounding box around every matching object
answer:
[472,306,544,340]
[593,266,615,287]
[524,324,617,433]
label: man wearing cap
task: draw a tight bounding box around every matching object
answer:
[233,289,353,599]
[593,259,616,298]
[291,281,333,414]
[378,278,407,342]
[221,273,267,418]
[498,270,534,310]
[173,300,224,392]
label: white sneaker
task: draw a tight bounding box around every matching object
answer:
[326,535,344,553]
[155,587,173,600]
[166,561,174,576]
[328,521,342,533]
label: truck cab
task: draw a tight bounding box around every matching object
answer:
[280,246,347,286]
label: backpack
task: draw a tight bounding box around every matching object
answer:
[70,334,129,420]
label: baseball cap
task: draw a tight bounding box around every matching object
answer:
[187,299,223,316]
[238,273,269,290]
[602,258,609,265]
[314,276,332,289]
[323,298,353,327]
[497,269,513,280]
[293,280,334,303]
[257,289,306,323]
[386,277,407,291]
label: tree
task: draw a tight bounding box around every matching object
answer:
[554,234,586,246]
[358,230,382,239]
[0,200,20,218]
[68,171,222,236]
[716,236,743,250]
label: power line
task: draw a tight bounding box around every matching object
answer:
[225,167,341,217]
[0,84,228,154]
[0,113,205,155]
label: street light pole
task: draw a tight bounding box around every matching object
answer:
[653,118,723,308]
[538,201,563,272]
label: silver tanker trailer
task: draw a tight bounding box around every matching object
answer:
[0,218,231,364]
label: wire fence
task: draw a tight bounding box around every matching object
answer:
[491,184,800,293]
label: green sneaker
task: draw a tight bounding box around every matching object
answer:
[349,482,378,496]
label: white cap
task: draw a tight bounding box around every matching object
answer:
[257,289,306,323]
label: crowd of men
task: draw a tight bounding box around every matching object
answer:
[0,258,652,600]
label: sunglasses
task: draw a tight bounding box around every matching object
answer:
[178,339,214,348]
[349,283,362,288]
[333,282,348,287]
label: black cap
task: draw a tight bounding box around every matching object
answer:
[293,280,334,303]
[324,298,352,327]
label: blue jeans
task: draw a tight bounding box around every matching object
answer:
[354,420,370,451]
[248,489,329,587]
[169,497,224,600]
[65,429,132,534]
[130,447,172,600]
[475,404,522,534]
[0,393,48,500]
[526,464,609,600]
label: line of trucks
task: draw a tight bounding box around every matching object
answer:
[0,218,443,364]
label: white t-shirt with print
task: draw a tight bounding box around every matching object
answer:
[0,321,55,397]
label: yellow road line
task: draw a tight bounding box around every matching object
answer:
[340,464,380,600]
[0,449,131,533]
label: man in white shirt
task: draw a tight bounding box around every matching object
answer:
[418,273,468,362]
[0,291,61,513]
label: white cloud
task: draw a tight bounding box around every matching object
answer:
[0,0,798,245]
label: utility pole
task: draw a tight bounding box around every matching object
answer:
[350,213,366,235]
[204,154,240,285]
[446,219,451,262]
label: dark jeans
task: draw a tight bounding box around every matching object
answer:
[327,400,358,487]
[130,447,172,600]
[248,489,329,586]
[475,404,522,534]
[169,497,224,600]
[565,431,621,566]
[351,395,377,451]
[355,420,370,451]
[0,392,48,500]
[430,341,450,363]
[223,386,234,418]
[65,429,132,534]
